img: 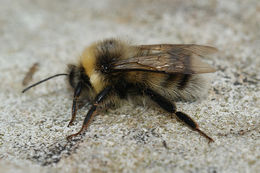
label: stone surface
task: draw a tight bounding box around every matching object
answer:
[0,0,259,172]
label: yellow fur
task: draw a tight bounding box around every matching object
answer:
[81,43,105,93]
[90,72,104,93]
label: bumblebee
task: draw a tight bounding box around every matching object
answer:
[23,38,217,142]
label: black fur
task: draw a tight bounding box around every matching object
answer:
[96,39,122,74]
[161,74,178,87]
[67,65,91,89]
[178,74,191,90]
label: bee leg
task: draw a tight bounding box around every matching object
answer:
[68,82,82,127]
[144,88,214,143]
[175,112,214,142]
[66,86,112,140]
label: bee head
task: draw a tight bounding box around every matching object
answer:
[67,64,92,89]
[67,64,95,102]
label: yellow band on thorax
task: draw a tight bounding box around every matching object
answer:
[81,45,105,93]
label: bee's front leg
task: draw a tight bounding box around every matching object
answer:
[68,82,83,127]
[67,86,112,140]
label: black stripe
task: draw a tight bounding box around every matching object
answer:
[161,74,178,87]
[178,74,191,90]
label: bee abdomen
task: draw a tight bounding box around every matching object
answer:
[160,74,179,88]
[160,74,192,90]
[177,74,192,90]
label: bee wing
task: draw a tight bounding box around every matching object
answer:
[135,44,218,56]
[112,44,217,74]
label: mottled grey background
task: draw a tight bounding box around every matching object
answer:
[0,0,259,172]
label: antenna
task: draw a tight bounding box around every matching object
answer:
[22,73,68,93]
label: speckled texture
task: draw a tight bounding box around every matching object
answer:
[0,0,259,172]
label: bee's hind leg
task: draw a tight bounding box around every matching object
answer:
[174,112,214,142]
[144,88,214,143]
